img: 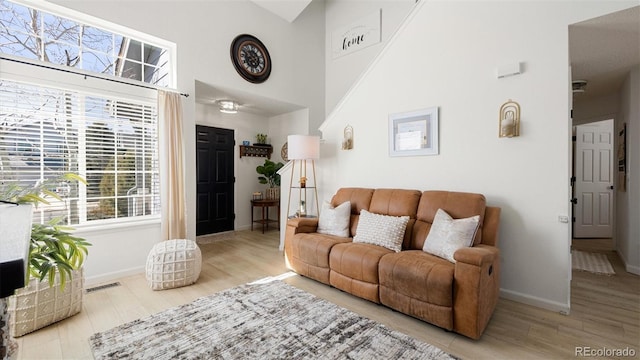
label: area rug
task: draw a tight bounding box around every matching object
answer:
[572,250,615,275]
[89,279,458,360]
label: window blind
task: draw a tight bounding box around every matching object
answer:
[0,78,160,225]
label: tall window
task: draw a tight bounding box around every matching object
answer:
[0,79,160,225]
[0,0,172,226]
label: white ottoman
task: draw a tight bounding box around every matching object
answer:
[145,239,202,290]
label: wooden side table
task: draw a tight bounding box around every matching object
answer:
[251,199,280,233]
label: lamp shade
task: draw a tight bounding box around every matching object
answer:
[287,135,320,160]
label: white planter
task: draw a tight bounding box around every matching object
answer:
[7,268,83,337]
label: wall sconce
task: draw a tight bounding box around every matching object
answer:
[499,99,520,138]
[342,125,353,150]
[218,100,238,114]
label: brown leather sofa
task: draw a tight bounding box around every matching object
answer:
[284,188,501,339]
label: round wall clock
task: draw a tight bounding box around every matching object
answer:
[230,34,271,84]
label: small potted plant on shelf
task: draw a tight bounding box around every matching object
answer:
[256,159,284,199]
[1,173,91,337]
[255,133,269,146]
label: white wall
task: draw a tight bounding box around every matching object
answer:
[268,108,310,164]
[47,0,326,282]
[325,0,415,115]
[319,1,637,312]
[617,66,640,274]
[76,221,160,285]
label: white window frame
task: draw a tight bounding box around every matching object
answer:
[1,58,161,229]
[3,0,177,89]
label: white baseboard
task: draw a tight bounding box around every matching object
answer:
[84,266,144,287]
[616,249,640,275]
[625,263,640,275]
[500,288,571,315]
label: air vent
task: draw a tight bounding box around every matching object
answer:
[572,80,587,93]
[85,282,121,293]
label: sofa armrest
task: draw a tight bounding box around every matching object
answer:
[454,244,498,266]
[284,217,319,261]
[452,244,500,340]
[286,217,319,233]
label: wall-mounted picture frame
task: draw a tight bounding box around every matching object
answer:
[389,107,439,157]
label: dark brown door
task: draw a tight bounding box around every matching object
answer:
[196,125,234,235]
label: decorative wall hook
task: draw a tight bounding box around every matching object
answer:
[499,99,520,138]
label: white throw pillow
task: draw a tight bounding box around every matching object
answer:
[423,208,480,263]
[317,201,351,237]
[353,210,409,252]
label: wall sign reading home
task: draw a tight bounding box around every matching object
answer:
[331,10,381,59]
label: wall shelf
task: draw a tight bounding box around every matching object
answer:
[240,145,272,159]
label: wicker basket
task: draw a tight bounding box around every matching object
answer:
[7,268,84,337]
[266,187,280,200]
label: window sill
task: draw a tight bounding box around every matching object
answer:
[72,216,161,235]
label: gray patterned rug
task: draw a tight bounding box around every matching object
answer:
[89,279,458,360]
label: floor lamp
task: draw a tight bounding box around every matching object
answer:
[286,135,320,218]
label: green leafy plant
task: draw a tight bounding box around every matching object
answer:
[256,159,284,187]
[1,173,91,290]
[256,133,267,144]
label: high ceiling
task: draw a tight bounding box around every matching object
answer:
[249,0,313,23]
[194,81,305,117]
[196,4,639,116]
[570,6,640,102]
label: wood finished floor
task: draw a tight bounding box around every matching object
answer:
[14,231,639,360]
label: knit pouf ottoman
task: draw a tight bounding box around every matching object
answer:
[145,239,202,290]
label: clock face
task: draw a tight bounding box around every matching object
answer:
[231,34,271,83]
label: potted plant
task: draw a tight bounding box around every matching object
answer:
[256,159,284,199]
[1,173,91,337]
[255,133,268,145]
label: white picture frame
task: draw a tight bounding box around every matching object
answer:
[389,107,439,157]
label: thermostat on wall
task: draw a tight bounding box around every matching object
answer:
[496,62,522,78]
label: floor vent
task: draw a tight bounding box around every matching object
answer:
[85,282,121,293]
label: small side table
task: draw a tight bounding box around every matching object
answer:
[251,199,280,233]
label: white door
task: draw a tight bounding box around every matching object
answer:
[574,120,614,238]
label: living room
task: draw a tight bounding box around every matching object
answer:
[1,0,638,359]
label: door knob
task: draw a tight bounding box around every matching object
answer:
[609,185,614,190]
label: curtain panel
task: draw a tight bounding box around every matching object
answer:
[158,90,187,240]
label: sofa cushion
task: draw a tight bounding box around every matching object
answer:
[330,242,393,303]
[379,250,455,329]
[331,188,374,237]
[286,233,352,284]
[353,210,409,252]
[317,201,351,237]
[423,209,480,263]
[409,191,486,250]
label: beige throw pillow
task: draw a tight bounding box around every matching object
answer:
[353,210,409,252]
[423,208,480,263]
[317,201,351,237]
